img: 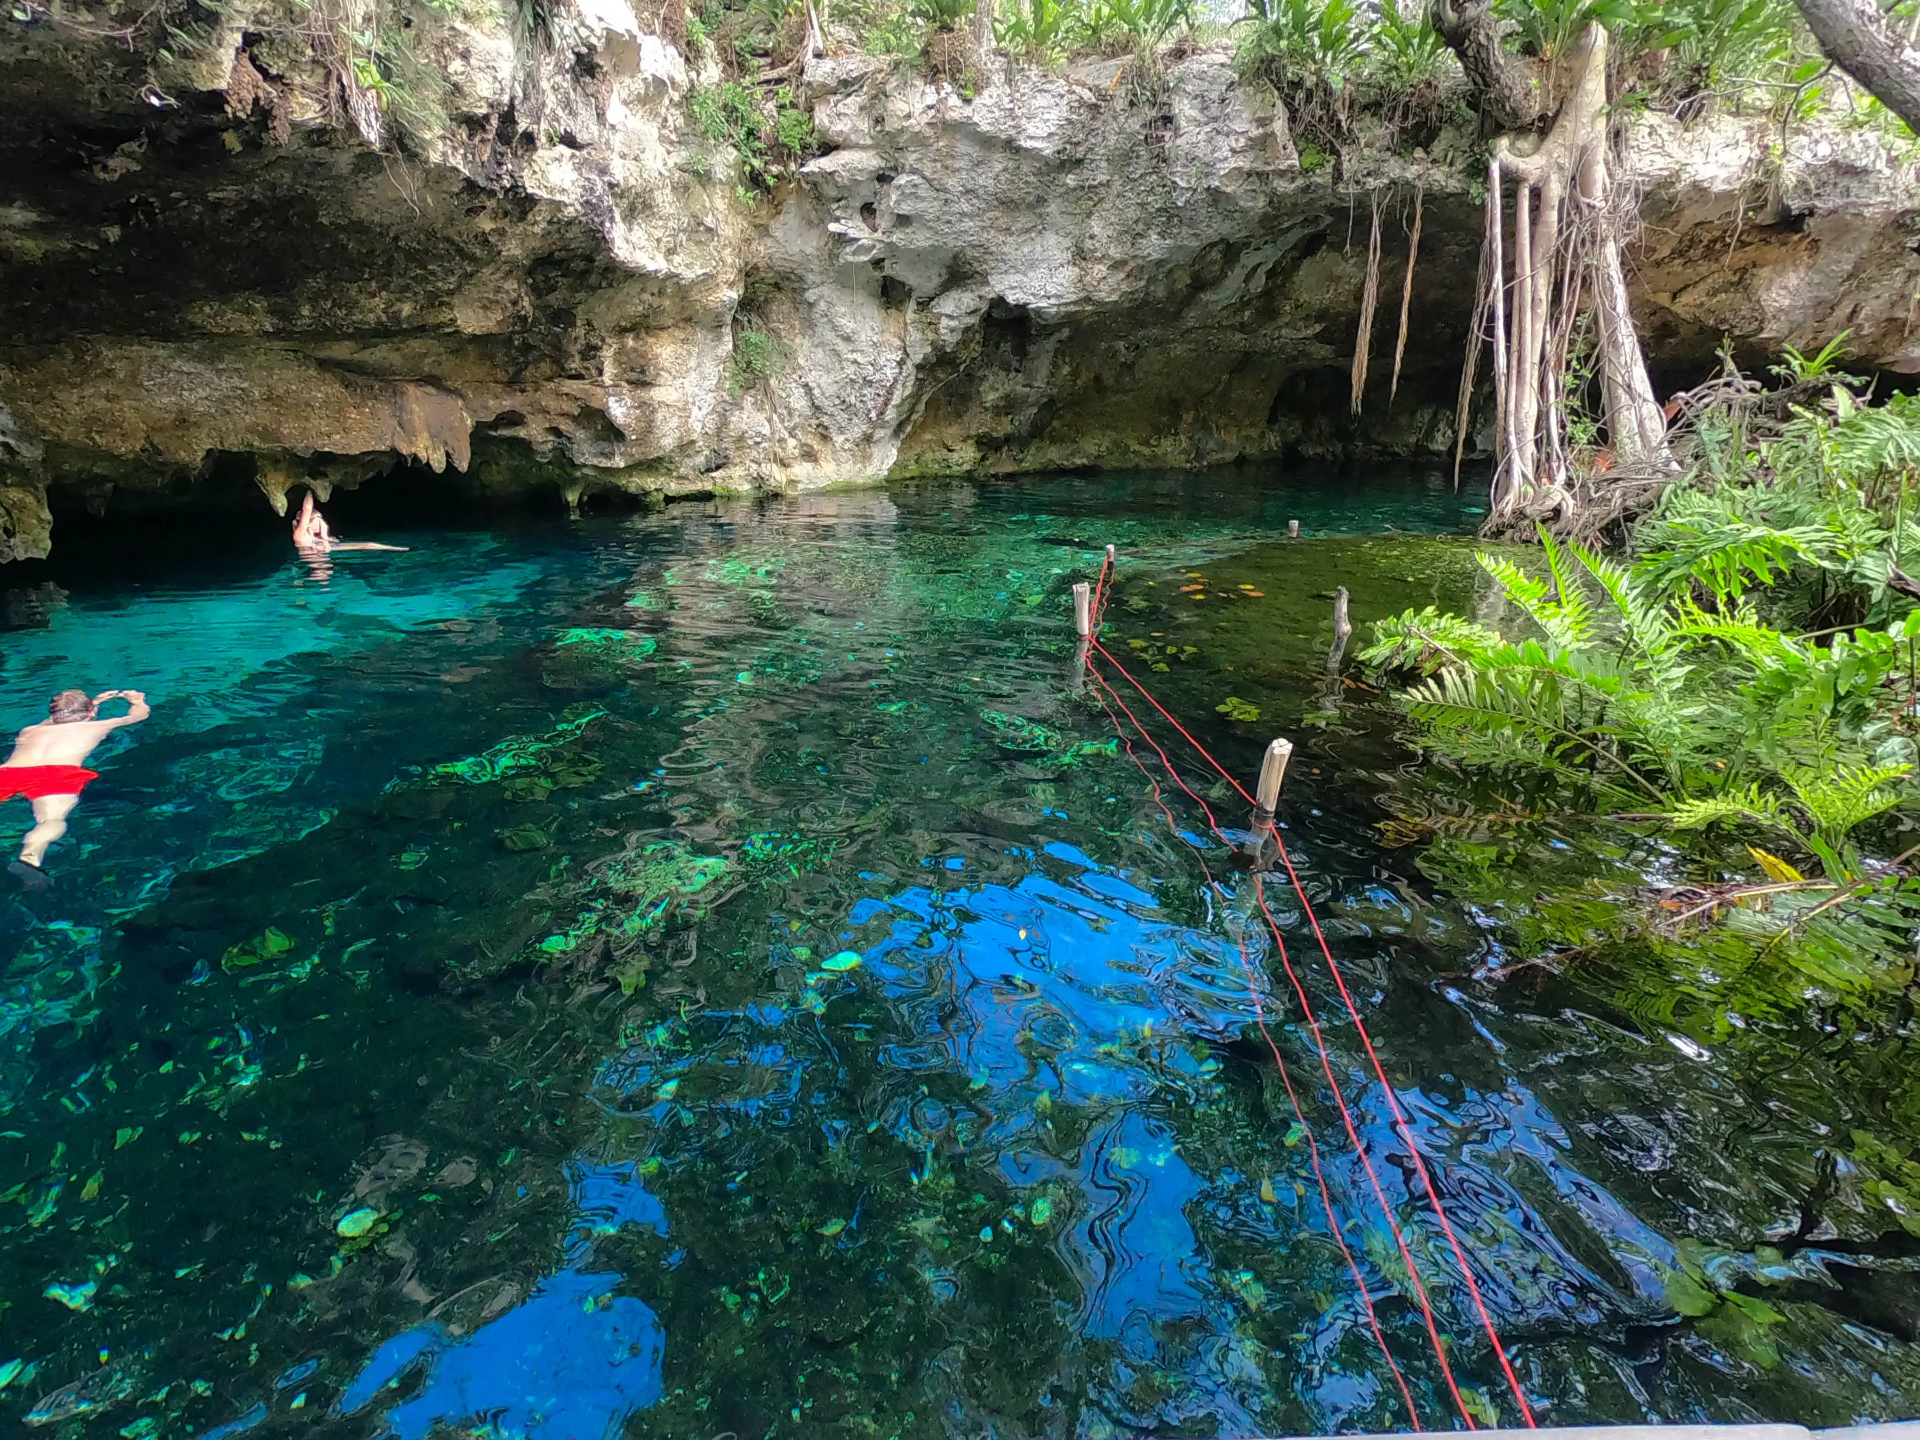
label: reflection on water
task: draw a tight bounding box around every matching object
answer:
[0,468,1916,1439]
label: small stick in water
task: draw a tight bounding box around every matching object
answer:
[1327,585,1352,675]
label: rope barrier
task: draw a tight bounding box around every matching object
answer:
[1076,548,1538,1429]
[1086,656,1477,1429]
[1270,829,1538,1428]
[1080,661,1425,1430]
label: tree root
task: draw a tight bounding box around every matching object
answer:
[1390,182,1424,406]
[1474,24,1677,536]
[1349,191,1382,415]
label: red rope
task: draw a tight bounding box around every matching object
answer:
[1087,658,1478,1429]
[1270,826,1538,1427]
[1082,662,1424,1430]
[1091,547,1114,625]
[1076,561,1536,1426]
[1087,638,1255,808]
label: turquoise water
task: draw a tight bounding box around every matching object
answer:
[1,469,1916,1439]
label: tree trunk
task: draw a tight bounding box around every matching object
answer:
[1432,0,1548,131]
[1482,23,1674,522]
[1789,0,1920,133]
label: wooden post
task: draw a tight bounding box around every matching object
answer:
[1072,582,1092,638]
[1288,519,1300,538]
[1326,585,1352,676]
[1254,737,1292,819]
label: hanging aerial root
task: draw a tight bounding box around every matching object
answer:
[1349,191,1383,416]
[1389,182,1424,406]
[1454,220,1491,490]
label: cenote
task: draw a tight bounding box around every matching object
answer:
[2,466,1917,1440]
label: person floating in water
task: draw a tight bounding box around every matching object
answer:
[2,689,149,889]
[292,491,408,563]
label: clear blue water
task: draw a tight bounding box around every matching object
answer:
[0,468,1916,1440]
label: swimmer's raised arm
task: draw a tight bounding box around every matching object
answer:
[90,691,150,727]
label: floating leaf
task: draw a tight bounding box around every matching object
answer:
[816,1217,847,1237]
[1029,1196,1054,1226]
[1283,1121,1308,1148]
[821,950,863,972]
[0,1359,24,1391]
[114,1127,141,1150]
[80,1171,101,1202]
[500,825,553,852]
[1259,1176,1278,1203]
[1662,1269,1718,1317]
[336,1207,380,1238]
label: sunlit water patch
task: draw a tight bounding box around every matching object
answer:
[0,468,1917,1439]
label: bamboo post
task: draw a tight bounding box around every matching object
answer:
[1254,737,1292,821]
[1072,582,1092,638]
[1288,519,1300,538]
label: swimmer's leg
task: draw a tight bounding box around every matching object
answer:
[19,793,80,868]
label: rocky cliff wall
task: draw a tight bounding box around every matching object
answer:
[3,0,1919,561]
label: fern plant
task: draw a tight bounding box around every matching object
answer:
[1363,528,1920,877]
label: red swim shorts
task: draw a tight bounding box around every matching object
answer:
[0,765,99,802]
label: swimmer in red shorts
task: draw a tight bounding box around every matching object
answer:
[2,688,149,889]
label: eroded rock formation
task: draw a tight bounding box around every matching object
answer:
[3,0,1919,560]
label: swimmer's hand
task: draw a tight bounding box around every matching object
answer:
[92,690,150,723]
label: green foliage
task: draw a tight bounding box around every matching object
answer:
[1771,331,1859,385]
[1369,0,1450,88]
[905,0,975,28]
[1362,518,1920,877]
[730,325,782,390]
[1493,0,1648,60]
[995,0,1075,54]
[688,81,819,195]
[1237,0,1367,91]
[1086,0,1192,48]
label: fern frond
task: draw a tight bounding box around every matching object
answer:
[1637,487,1834,603]
[1781,763,1913,842]
[1664,784,1795,834]
[1360,607,1504,677]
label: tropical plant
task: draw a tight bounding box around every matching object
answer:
[1368,0,1452,88]
[1237,0,1368,88]
[905,0,975,31]
[1363,525,1919,877]
[1085,0,1191,48]
[995,0,1077,52]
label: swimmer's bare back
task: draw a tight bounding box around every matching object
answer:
[5,691,148,768]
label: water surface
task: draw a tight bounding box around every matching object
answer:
[1,467,1915,1439]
